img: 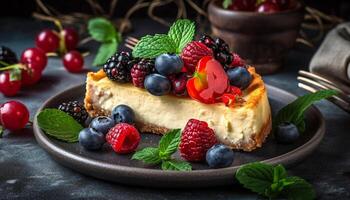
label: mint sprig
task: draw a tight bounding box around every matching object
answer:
[273,89,337,133]
[132,129,192,171]
[132,19,195,58]
[236,162,315,200]
[37,108,83,142]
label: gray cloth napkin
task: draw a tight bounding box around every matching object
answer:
[309,22,350,92]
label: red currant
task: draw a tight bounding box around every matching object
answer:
[61,28,79,51]
[63,51,84,73]
[256,2,280,13]
[0,71,21,97]
[0,101,29,131]
[21,63,43,86]
[35,29,60,53]
[20,48,47,71]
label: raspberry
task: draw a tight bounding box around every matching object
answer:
[181,41,213,74]
[179,119,217,161]
[58,101,88,124]
[0,46,18,68]
[131,59,154,88]
[168,73,188,96]
[106,123,140,154]
[103,51,135,83]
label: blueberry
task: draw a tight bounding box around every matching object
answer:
[227,67,252,89]
[90,116,115,135]
[112,104,135,124]
[79,128,105,150]
[206,144,234,168]
[155,54,183,76]
[144,73,171,96]
[275,122,300,144]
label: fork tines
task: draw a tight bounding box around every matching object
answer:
[125,36,139,50]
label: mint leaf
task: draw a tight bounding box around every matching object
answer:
[283,176,316,200]
[132,34,176,58]
[158,129,181,159]
[132,147,161,164]
[88,18,118,43]
[93,41,118,66]
[222,0,232,9]
[37,109,83,142]
[168,19,195,53]
[273,164,287,182]
[161,160,192,171]
[9,67,21,81]
[273,89,337,132]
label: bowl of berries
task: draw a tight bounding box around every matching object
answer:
[208,0,304,74]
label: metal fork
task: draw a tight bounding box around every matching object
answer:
[125,36,139,50]
[297,70,350,113]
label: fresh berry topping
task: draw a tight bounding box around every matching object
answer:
[215,52,233,66]
[230,53,245,67]
[21,62,43,86]
[155,54,183,76]
[20,47,47,71]
[35,29,60,53]
[199,35,218,53]
[181,41,213,74]
[179,119,217,162]
[103,51,134,83]
[187,56,230,104]
[90,116,115,135]
[227,66,252,89]
[131,59,154,88]
[0,101,29,131]
[215,38,230,53]
[0,71,21,96]
[221,94,237,106]
[275,122,300,144]
[228,0,256,11]
[79,128,105,150]
[230,86,243,96]
[168,73,188,96]
[0,46,18,68]
[111,104,135,124]
[61,28,79,51]
[58,101,88,124]
[256,2,280,13]
[63,50,84,73]
[106,123,140,154]
[206,144,234,168]
[144,73,171,96]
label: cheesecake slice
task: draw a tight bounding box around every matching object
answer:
[84,67,271,151]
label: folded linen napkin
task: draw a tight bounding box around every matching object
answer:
[309,22,350,93]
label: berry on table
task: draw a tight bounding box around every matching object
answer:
[106,123,140,154]
[103,51,134,83]
[155,54,183,76]
[20,47,47,71]
[63,50,84,73]
[21,62,43,86]
[61,28,79,51]
[226,66,252,89]
[0,46,18,68]
[90,116,115,135]
[275,122,300,144]
[144,73,171,96]
[131,59,154,88]
[256,2,280,13]
[35,29,60,53]
[0,101,29,131]
[179,119,217,162]
[168,73,188,96]
[181,41,213,74]
[0,71,21,96]
[58,101,88,124]
[79,128,105,150]
[111,104,135,124]
[206,144,234,168]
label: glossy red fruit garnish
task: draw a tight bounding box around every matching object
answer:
[20,48,47,71]
[231,86,243,96]
[61,28,79,51]
[179,119,217,162]
[0,101,29,131]
[181,41,213,74]
[0,71,21,97]
[21,63,42,86]
[231,53,245,67]
[63,50,84,73]
[168,73,188,96]
[35,29,60,53]
[268,0,290,10]
[187,56,230,104]
[221,86,243,106]
[256,2,280,13]
[106,123,141,154]
[229,0,256,11]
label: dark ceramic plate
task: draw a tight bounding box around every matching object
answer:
[33,84,325,188]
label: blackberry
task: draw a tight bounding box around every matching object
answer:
[199,35,218,53]
[215,52,233,66]
[58,101,88,124]
[130,59,155,88]
[215,38,230,53]
[103,51,135,83]
[0,46,18,68]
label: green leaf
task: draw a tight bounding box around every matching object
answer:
[283,176,316,200]
[273,164,287,183]
[168,19,195,53]
[37,109,83,142]
[222,0,232,9]
[158,129,181,159]
[132,147,162,164]
[273,90,337,132]
[88,17,118,43]
[161,160,192,171]
[93,41,118,66]
[132,34,176,58]
[9,67,21,81]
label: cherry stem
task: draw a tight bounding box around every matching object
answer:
[0,63,25,71]
[0,60,9,66]
[46,52,59,57]
[82,52,90,57]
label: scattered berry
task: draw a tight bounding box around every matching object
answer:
[256,2,280,13]
[144,73,171,96]
[58,101,88,124]
[106,123,140,154]
[21,62,43,86]
[90,116,115,135]
[0,71,21,96]
[155,54,183,76]
[103,51,134,83]
[206,144,234,168]
[275,122,300,144]
[131,59,154,88]
[35,29,60,53]
[111,104,135,125]
[20,48,47,71]
[79,128,105,150]
[227,67,252,89]
[179,119,217,162]
[61,28,79,51]
[0,46,18,68]
[63,50,84,73]
[0,101,29,131]
[181,41,213,73]
[168,73,188,96]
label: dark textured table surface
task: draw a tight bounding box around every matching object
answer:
[0,18,349,200]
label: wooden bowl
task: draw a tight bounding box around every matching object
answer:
[208,0,304,74]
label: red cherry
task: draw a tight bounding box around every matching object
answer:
[0,71,21,97]
[63,51,84,73]
[256,2,280,13]
[35,29,59,53]
[21,63,43,86]
[0,101,29,131]
[229,0,256,11]
[20,48,47,71]
[61,28,79,51]
[268,0,290,10]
